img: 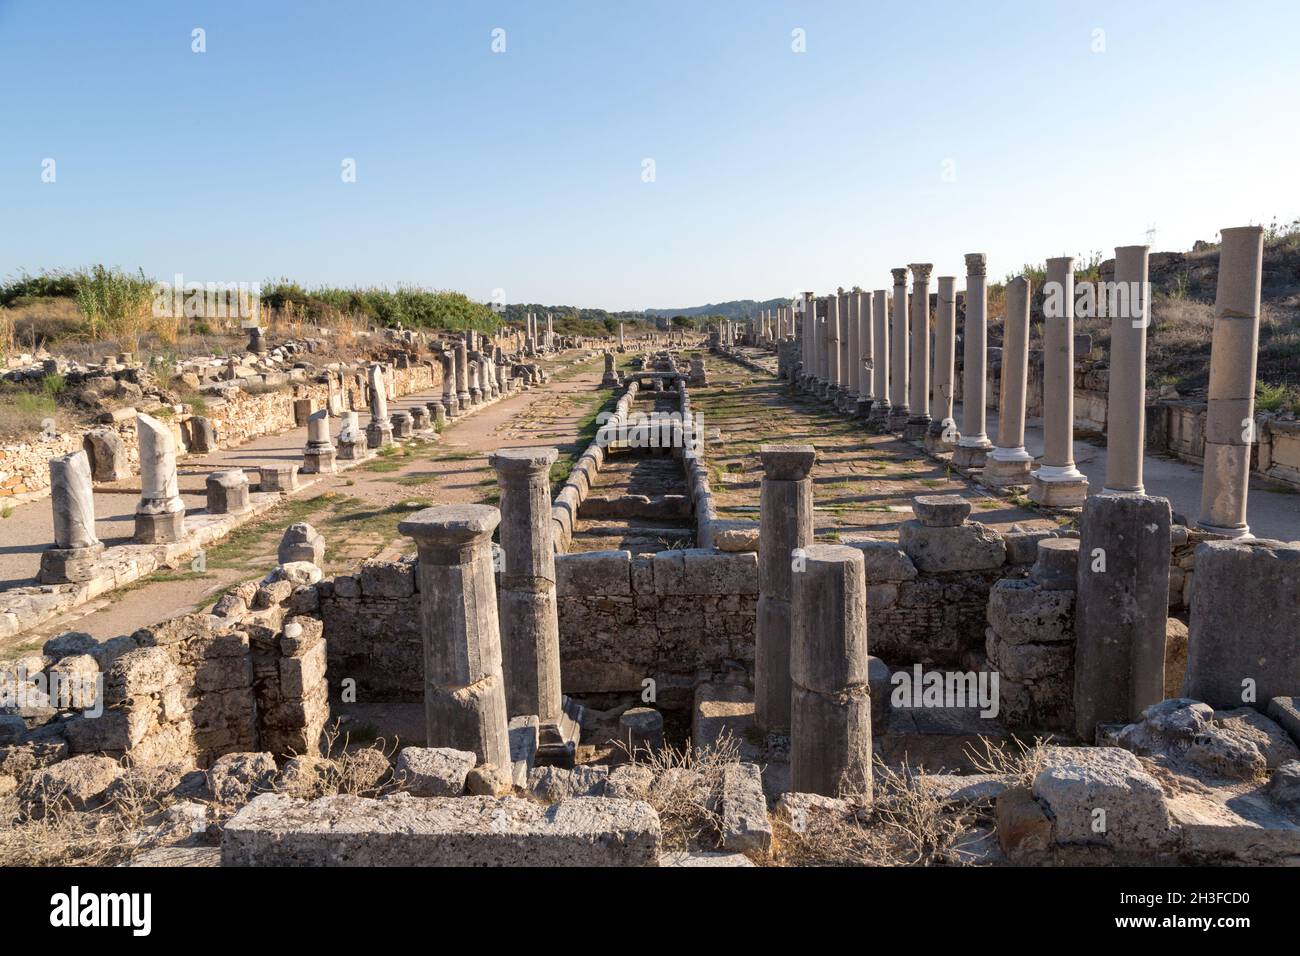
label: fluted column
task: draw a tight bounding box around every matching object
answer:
[887,268,910,429]
[925,275,958,452]
[869,289,890,423]
[953,253,993,467]
[904,263,933,441]
[1103,246,1151,494]
[1030,256,1089,506]
[983,276,1034,488]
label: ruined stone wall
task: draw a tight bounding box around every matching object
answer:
[1,569,328,773]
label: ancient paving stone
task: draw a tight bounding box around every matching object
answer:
[221,793,662,866]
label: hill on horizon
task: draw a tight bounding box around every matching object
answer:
[643,298,788,321]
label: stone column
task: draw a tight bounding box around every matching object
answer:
[399,504,511,768]
[983,276,1034,488]
[618,322,625,350]
[926,275,958,452]
[869,289,890,423]
[1103,245,1151,494]
[841,291,855,408]
[824,295,842,401]
[1197,226,1265,537]
[38,450,103,584]
[855,291,873,417]
[601,351,618,387]
[302,409,337,475]
[441,348,460,418]
[455,339,471,406]
[801,292,814,387]
[888,269,910,429]
[546,313,554,351]
[467,352,483,405]
[490,447,579,763]
[134,413,186,543]
[904,263,933,441]
[754,444,816,733]
[1073,492,1171,740]
[954,253,993,467]
[365,364,393,449]
[791,543,872,797]
[1030,256,1089,506]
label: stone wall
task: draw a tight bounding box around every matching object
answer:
[1,567,328,773]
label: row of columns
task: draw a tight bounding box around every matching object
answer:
[785,225,1265,535]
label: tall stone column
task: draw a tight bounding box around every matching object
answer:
[790,544,872,797]
[754,444,816,733]
[904,263,933,441]
[365,364,393,448]
[869,289,890,423]
[954,253,993,467]
[926,275,958,452]
[455,339,471,406]
[824,295,841,401]
[801,292,814,385]
[302,409,337,475]
[399,504,511,768]
[618,322,625,350]
[855,291,873,417]
[888,268,910,430]
[1073,492,1171,739]
[1030,256,1089,506]
[134,413,186,543]
[1197,226,1265,537]
[39,450,103,584]
[490,447,579,762]
[441,348,460,418]
[1103,245,1151,494]
[983,276,1034,488]
[839,291,854,408]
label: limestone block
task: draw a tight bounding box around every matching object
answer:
[465,763,513,797]
[1184,538,1300,710]
[205,469,250,516]
[986,579,1075,644]
[557,550,632,596]
[527,765,610,802]
[898,520,1005,574]
[221,793,661,867]
[394,746,475,796]
[1266,697,1300,747]
[995,786,1053,859]
[259,464,298,493]
[721,762,772,856]
[279,640,327,699]
[912,494,971,527]
[1003,529,1059,565]
[21,754,123,812]
[358,559,415,598]
[1031,746,1174,850]
[278,522,324,567]
[207,751,278,805]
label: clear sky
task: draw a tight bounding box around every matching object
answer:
[2,0,1297,312]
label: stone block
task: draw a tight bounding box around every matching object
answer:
[1031,746,1173,850]
[557,550,632,596]
[1184,538,1300,711]
[721,762,772,856]
[898,520,1005,573]
[358,559,415,599]
[278,522,325,567]
[986,579,1075,644]
[222,793,661,866]
[206,470,249,516]
[912,494,971,527]
[394,746,475,796]
[259,464,299,493]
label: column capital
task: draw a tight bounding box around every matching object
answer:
[908,263,934,282]
[400,504,500,555]
[964,253,987,276]
[759,443,816,480]
[489,445,558,478]
[890,267,909,285]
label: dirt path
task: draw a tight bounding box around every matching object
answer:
[3,354,607,652]
[693,349,1054,543]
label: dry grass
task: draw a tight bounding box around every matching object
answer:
[613,733,741,851]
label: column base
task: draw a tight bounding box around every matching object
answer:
[337,439,370,461]
[903,414,931,442]
[854,398,873,418]
[1193,520,1252,539]
[982,452,1034,489]
[302,447,337,475]
[951,440,992,469]
[366,421,394,449]
[1028,471,1090,507]
[536,696,584,768]
[134,508,185,544]
[924,419,957,454]
[38,541,105,585]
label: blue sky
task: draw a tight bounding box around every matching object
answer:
[1,0,1297,311]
